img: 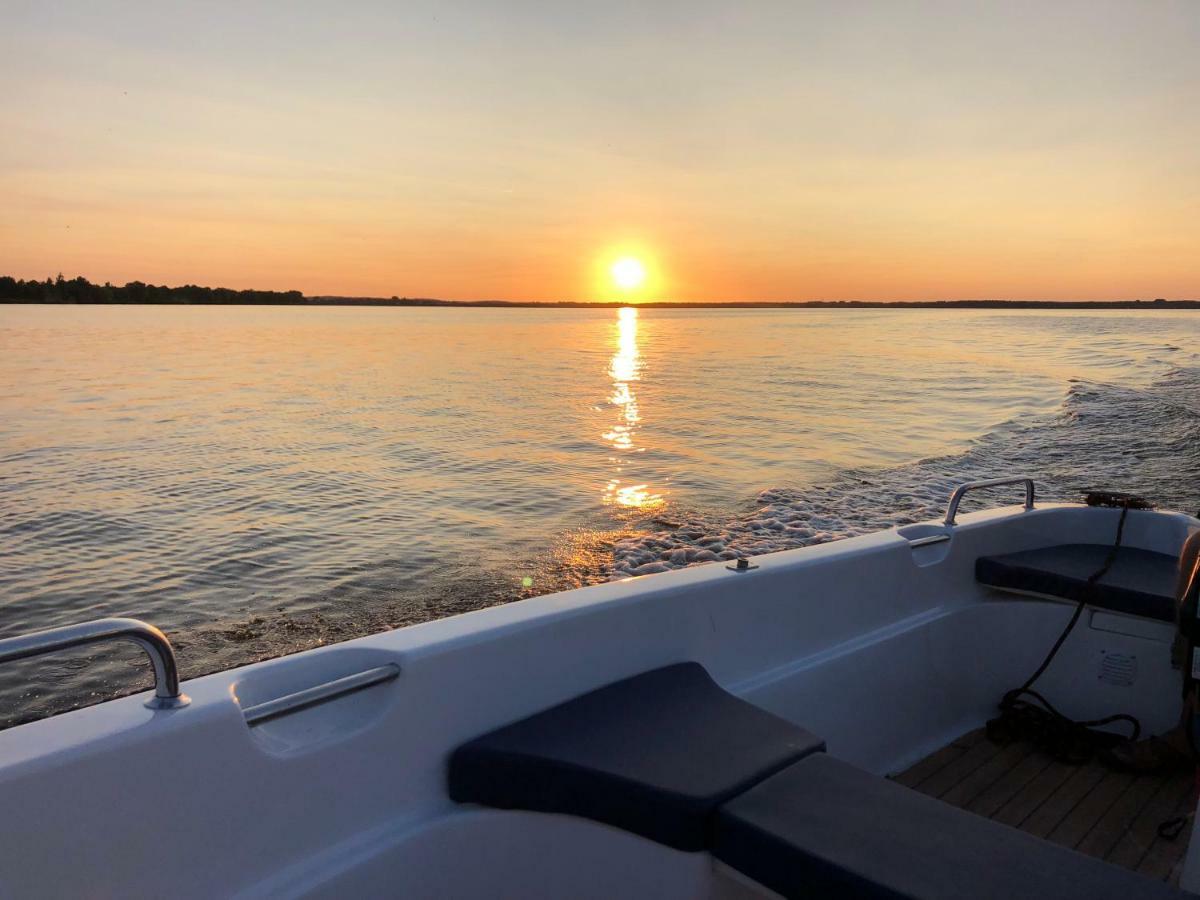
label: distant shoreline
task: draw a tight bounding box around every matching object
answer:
[1,275,1196,309]
[5,298,1199,310]
[256,298,1200,309]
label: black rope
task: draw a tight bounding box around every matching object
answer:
[987,502,1142,763]
[1020,502,1131,691]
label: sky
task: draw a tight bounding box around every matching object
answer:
[1,1,1197,302]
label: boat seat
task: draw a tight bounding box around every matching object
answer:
[450,663,1193,898]
[976,543,1178,623]
[714,752,1192,899]
[447,662,824,850]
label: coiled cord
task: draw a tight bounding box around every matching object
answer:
[986,502,1142,763]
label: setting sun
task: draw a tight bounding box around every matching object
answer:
[611,257,647,291]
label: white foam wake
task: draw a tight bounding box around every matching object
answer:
[611,367,1200,578]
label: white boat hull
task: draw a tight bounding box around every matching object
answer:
[0,501,1196,898]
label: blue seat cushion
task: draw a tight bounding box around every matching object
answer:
[715,753,1191,899]
[447,662,824,851]
[976,544,1178,623]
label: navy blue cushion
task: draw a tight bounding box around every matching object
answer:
[716,753,1190,900]
[976,544,1178,623]
[448,662,824,851]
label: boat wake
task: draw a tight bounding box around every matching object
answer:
[609,366,1200,578]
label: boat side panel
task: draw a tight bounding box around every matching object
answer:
[0,505,1192,897]
[233,810,715,900]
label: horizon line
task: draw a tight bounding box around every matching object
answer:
[1,274,1197,309]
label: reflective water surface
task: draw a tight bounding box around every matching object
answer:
[603,308,662,510]
[1,304,1198,725]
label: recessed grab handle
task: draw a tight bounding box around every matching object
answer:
[944,477,1035,527]
[242,663,401,726]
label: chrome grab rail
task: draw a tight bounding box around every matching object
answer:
[242,663,400,726]
[907,533,951,548]
[944,477,1035,527]
[0,617,190,710]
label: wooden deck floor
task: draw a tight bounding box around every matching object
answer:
[893,729,1196,887]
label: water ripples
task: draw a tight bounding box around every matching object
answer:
[1,305,1198,726]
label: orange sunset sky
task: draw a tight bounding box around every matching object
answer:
[2,1,1197,303]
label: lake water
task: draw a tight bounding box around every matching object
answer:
[2,304,1198,726]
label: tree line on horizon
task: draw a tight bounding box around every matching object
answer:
[1,273,1195,309]
[0,274,304,305]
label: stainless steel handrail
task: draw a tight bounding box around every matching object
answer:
[242,663,400,726]
[907,533,951,548]
[0,617,190,710]
[944,476,1035,527]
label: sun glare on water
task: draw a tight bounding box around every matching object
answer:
[611,257,646,291]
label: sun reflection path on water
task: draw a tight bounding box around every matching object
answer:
[602,307,663,510]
